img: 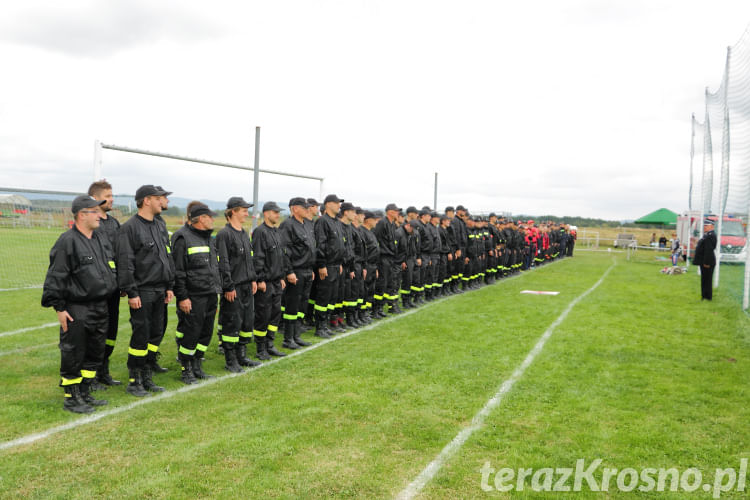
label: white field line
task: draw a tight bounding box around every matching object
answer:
[395,261,616,500]
[0,342,57,358]
[0,262,559,452]
[0,323,58,338]
[0,285,43,292]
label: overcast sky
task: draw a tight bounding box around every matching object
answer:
[1,0,749,219]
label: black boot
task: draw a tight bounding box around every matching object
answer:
[142,364,166,392]
[256,336,271,361]
[293,321,311,346]
[148,351,169,373]
[224,344,244,373]
[375,302,387,318]
[192,356,215,379]
[96,358,121,386]
[126,368,151,397]
[389,300,402,315]
[63,384,95,414]
[282,320,300,350]
[179,354,197,385]
[315,312,331,338]
[345,309,358,328]
[238,343,261,367]
[266,331,287,357]
[80,378,108,406]
[357,309,370,325]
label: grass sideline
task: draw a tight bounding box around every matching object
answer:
[0,252,748,498]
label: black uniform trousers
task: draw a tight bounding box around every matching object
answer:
[430,253,440,289]
[363,264,377,310]
[314,264,341,316]
[59,300,108,386]
[401,258,415,297]
[376,257,401,302]
[283,268,313,322]
[127,288,166,369]
[700,265,714,300]
[255,280,283,341]
[176,293,217,360]
[350,264,364,310]
[219,282,255,346]
[103,291,120,359]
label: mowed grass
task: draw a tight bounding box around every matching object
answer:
[0,251,747,499]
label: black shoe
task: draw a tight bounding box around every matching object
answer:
[389,301,403,314]
[80,379,108,406]
[282,331,300,350]
[63,385,95,414]
[179,354,198,385]
[266,338,287,357]
[142,365,166,392]
[149,351,169,373]
[237,343,261,367]
[96,359,121,386]
[292,322,312,346]
[126,368,151,397]
[192,357,215,379]
[224,346,244,373]
[256,337,272,360]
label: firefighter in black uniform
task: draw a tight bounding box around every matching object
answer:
[150,187,174,375]
[303,197,320,328]
[43,195,117,413]
[428,212,443,296]
[252,201,289,358]
[172,202,221,383]
[216,196,260,371]
[438,215,452,295]
[399,213,419,309]
[349,207,368,326]
[279,197,316,348]
[374,203,402,316]
[88,180,122,387]
[117,185,174,397]
[361,211,381,321]
[451,205,470,291]
[337,202,358,331]
[693,218,717,301]
[443,207,460,294]
[394,218,413,308]
[313,194,346,337]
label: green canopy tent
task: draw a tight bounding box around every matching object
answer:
[634,208,678,227]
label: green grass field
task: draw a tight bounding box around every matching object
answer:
[1,251,749,498]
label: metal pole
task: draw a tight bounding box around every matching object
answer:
[252,127,260,228]
[319,179,324,204]
[93,140,102,181]
[715,47,731,289]
[433,172,438,211]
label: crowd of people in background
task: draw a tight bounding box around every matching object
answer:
[42,181,576,413]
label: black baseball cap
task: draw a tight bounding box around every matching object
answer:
[289,197,307,207]
[363,210,376,220]
[385,203,401,212]
[489,212,497,218]
[324,194,344,204]
[188,202,217,218]
[406,206,417,214]
[340,202,356,212]
[445,206,455,213]
[135,184,170,201]
[262,201,282,212]
[227,196,253,209]
[355,207,364,215]
[456,205,467,212]
[72,195,105,215]
[306,198,319,207]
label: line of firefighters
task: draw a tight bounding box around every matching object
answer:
[42,181,575,413]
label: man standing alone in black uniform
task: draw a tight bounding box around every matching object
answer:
[43,195,117,413]
[693,219,717,301]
